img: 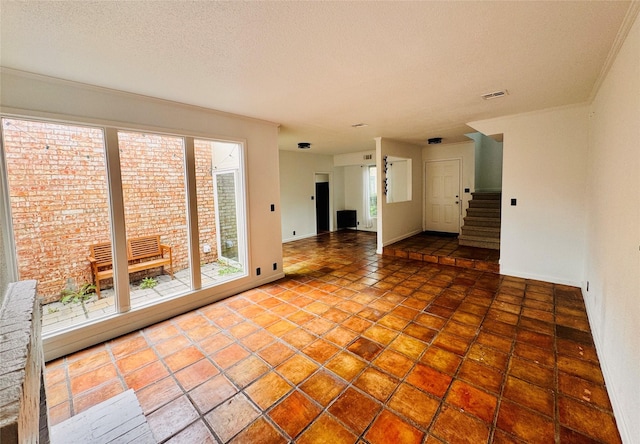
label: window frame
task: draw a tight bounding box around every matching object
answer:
[0,112,253,358]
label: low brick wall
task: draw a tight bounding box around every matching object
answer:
[0,280,49,444]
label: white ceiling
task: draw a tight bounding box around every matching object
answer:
[0,1,633,154]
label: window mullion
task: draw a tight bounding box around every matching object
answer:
[184,137,201,290]
[104,127,130,312]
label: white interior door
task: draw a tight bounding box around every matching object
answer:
[425,159,461,233]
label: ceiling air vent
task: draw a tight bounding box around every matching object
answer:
[482,90,508,100]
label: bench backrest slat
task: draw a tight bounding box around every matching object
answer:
[128,236,162,261]
[90,236,165,266]
[90,243,113,267]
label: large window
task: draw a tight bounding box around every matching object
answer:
[1,118,116,328]
[195,139,246,288]
[118,131,190,308]
[0,118,248,333]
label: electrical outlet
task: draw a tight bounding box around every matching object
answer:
[293,230,296,235]
[273,263,277,271]
[270,204,275,212]
[586,281,589,291]
[256,267,261,276]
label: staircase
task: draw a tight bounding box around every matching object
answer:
[458,192,501,250]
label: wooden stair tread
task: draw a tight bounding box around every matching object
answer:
[470,192,502,199]
[459,234,501,242]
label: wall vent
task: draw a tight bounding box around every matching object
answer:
[481,90,508,100]
[363,154,373,160]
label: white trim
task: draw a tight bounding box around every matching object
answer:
[282,232,319,243]
[498,268,581,288]
[589,3,640,101]
[382,229,423,248]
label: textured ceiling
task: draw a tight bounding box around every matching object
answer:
[0,1,633,154]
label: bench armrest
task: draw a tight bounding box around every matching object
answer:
[87,256,97,264]
[160,244,172,256]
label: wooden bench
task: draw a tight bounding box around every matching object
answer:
[88,235,174,297]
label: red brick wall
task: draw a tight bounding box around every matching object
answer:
[3,119,218,303]
[195,141,218,264]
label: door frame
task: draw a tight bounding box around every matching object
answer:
[423,158,462,233]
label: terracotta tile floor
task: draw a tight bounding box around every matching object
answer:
[44,231,621,443]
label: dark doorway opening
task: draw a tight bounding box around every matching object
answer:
[315,182,330,233]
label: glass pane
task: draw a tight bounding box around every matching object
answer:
[194,139,246,287]
[118,131,190,307]
[369,166,378,217]
[1,118,115,332]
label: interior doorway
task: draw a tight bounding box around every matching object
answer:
[315,174,330,234]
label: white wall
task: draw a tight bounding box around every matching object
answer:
[584,14,640,444]
[334,150,377,232]
[386,158,411,203]
[423,140,475,229]
[0,69,283,359]
[334,150,375,167]
[333,167,345,216]
[376,138,423,252]
[341,165,377,232]
[474,133,503,192]
[279,150,334,242]
[470,105,589,286]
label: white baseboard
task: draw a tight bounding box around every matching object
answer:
[282,232,319,243]
[382,229,423,247]
[498,267,582,287]
[583,297,633,444]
